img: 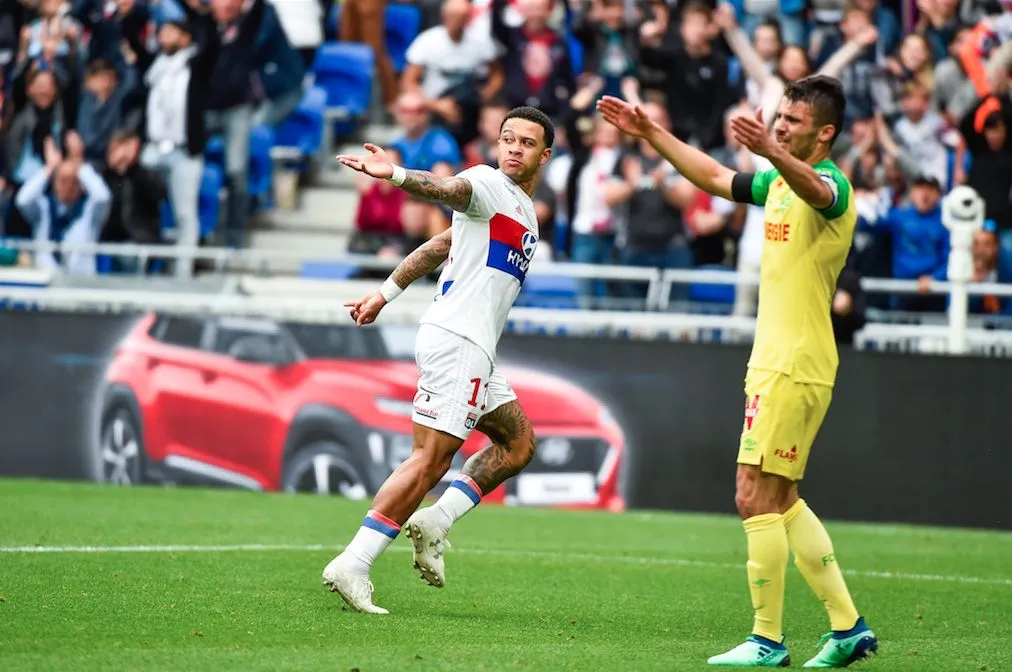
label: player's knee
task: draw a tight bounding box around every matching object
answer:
[413,432,459,475]
[734,467,781,519]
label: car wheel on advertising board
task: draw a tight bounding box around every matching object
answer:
[98,406,145,486]
[281,441,370,499]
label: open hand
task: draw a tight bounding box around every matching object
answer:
[336,143,395,179]
[730,108,777,158]
[343,288,387,326]
[597,96,654,139]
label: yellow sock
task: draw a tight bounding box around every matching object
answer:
[743,513,789,643]
[784,498,860,632]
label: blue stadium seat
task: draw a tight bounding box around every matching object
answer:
[567,32,584,74]
[689,264,736,305]
[248,124,275,210]
[274,85,326,163]
[518,273,580,309]
[300,261,360,279]
[312,42,375,124]
[199,163,224,237]
[205,135,225,169]
[386,3,421,72]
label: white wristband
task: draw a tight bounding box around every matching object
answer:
[379,277,403,302]
[388,164,406,187]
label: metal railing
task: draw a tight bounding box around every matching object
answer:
[4,240,1012,355]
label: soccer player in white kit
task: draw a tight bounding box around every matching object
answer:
[322,106,555,614]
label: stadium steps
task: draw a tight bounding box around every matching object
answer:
[246,123,401,269]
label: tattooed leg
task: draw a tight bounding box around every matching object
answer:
[463,400,537,495]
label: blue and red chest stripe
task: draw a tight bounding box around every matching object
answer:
[487,213,536,283]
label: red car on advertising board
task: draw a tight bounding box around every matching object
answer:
[97,314,626,510]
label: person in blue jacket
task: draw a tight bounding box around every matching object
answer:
[863,174,950,312]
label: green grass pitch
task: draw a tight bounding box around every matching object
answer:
[1,479,1010,671]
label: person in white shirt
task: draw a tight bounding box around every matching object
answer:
[401,0,503,146]
[322,106,555,615]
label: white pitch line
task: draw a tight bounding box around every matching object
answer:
[2,543,1011,587]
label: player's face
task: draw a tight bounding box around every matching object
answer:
[497,118,551,181]
[772,100,834,160]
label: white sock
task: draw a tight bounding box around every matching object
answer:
[433,476,484,531]
[344,510,400,571]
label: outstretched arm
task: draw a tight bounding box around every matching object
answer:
[397,170,473,213]
[337,143,474,213]
[597,97,735,200]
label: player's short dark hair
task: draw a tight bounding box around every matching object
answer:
[783,75,846,145]
[500,106,555,149]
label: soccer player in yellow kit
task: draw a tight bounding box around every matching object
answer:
[599,76,878,668]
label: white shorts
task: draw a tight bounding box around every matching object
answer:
[412,324,517,441]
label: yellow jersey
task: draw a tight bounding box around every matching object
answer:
[736,160,857,387]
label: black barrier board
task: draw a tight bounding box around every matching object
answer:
[0,311,1009,529]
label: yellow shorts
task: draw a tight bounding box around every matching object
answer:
[737,368,833,481]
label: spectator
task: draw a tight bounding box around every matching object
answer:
[959,94,1012,281]
[339,0,396,109]
[871,33,936,125]
[606,101,695,301]
[76,58,137,165]
[864,175,950,312]
[730,1,807,47]
[826,5,877,127]
[564,105,624,303]
[71,0,154,77]
[832,266,868,344]
[390,91,462,171]
[891,83,950,187]
[100,129,166,273]
[402,0,503,147]
[640,1,741,151]
[490,0,574,121]
[918,0,963,63]
[267,0,322,69]
[969,224,1004,314]
[934,25,978,125]
[570,0,641,106]
[204,0,266,248]
[348,146,408,256]
[852,0,900,57]
[716,4,877,126]
[14,0,82,124]
[5,67,64,238]
[464,98,509,168]
[141,15,218,277]
[252,0,305,127]
[14,136,111,274]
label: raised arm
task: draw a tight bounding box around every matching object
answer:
[713,5,773,89]
[337,143,475,212]
[597,96,736,200]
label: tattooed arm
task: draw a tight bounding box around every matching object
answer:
[343,229,452,326]
[389,228,453,289]
[336,144,486,214]
[398,170,474,213]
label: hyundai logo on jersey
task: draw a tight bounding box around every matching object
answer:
[487,213,537,283]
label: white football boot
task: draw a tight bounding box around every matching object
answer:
[405,507,450,588]
[321,553,389,614]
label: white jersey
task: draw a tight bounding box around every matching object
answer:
[419,164,539,362]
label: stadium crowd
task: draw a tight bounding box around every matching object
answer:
[348,0,1012,320]
[0,0,1009,319]
[0,0,315,276]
